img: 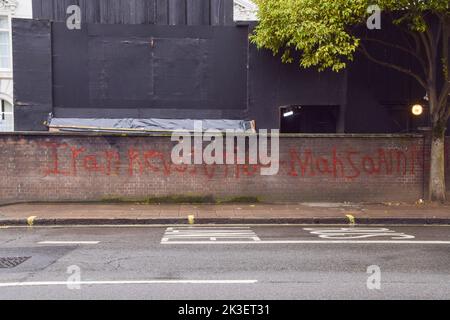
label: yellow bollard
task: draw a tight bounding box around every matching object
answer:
[27,216,37,227]
[345,214,356,225]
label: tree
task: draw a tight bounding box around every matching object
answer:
[251,0,450,202]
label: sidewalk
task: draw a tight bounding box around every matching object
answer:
[1,202,450,226]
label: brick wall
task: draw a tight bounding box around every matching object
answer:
[0,133,434,204]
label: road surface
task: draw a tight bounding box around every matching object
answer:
[0,224,449,299]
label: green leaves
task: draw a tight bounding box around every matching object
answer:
[251,0,449,72]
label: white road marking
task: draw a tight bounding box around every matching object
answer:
[161,226,428,244]
[304,227,415,240]
[161,227,261,243]
[178,234,255,236]
[0,280,258,288]
[161,240,450,245]
[166,227,251,230]
[37,241,100,245]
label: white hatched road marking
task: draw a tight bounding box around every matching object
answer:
[159,226,450,245]
[161,227,261,243]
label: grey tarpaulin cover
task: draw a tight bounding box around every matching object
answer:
[47,117,256,133]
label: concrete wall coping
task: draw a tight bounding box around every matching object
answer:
[0,131,426,139]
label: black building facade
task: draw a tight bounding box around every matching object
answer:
[13,0,441,133]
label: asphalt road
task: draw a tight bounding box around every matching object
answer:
[0,224,449,300]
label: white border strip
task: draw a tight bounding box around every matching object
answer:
[0,280,258,288]
[37,241,100,245]
[161,240,450,245]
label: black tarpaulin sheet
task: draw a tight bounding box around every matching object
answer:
[47,118,256,133]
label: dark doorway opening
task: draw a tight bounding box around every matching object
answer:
[280,105,339,133]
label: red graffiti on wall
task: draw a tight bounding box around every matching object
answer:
[42,142,71,176]
[288,147,420,180]
[40,142,422,180]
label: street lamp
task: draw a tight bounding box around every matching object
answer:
[411,104,424,116]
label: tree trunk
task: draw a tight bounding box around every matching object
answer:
[429,123,446,202]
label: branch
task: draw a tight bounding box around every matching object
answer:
[440,81,450,106]
[402,29,421,56]
[406,30,425,63]
[419,31,434,78]
[362,37,428,74]
[422,13,438,57]
[358,43,428,90]
[444,103,450,122]
[438,18,449,108]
